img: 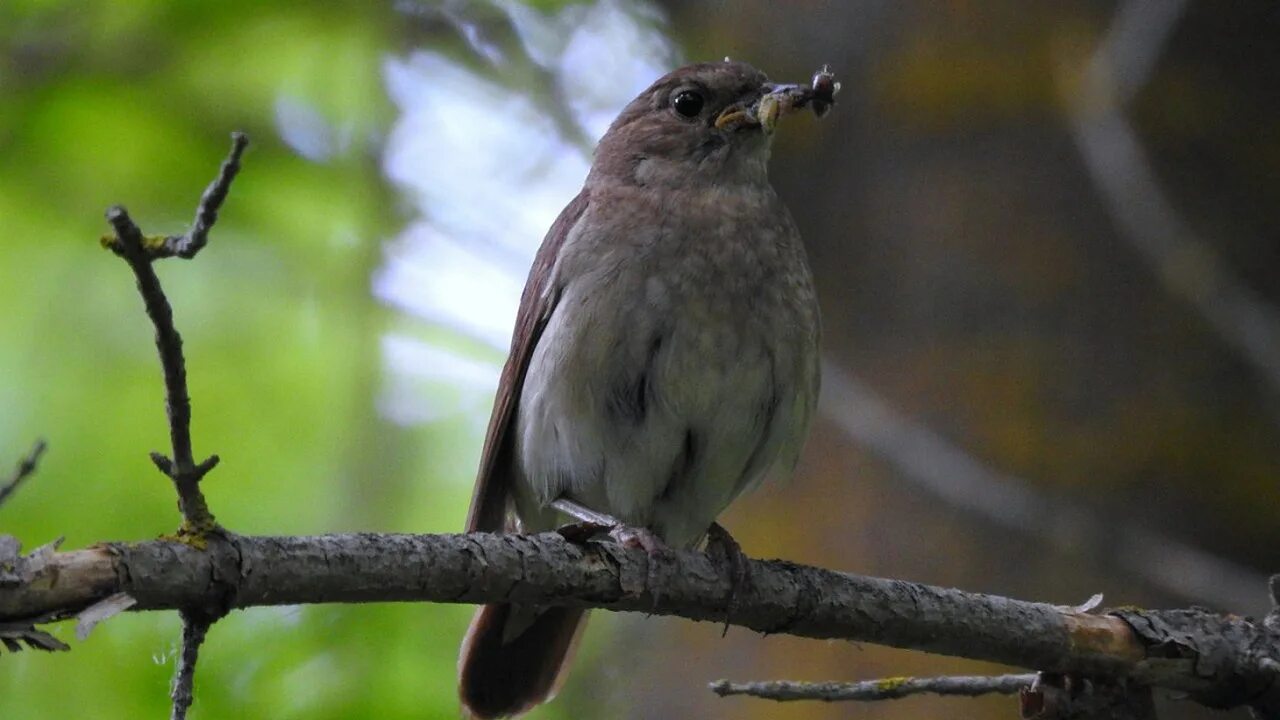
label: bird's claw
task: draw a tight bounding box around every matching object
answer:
[608,525,666,554]
[706,522,752,637]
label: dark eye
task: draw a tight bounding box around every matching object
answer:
[672,90,704,118]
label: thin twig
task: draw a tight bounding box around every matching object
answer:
[710,673,1037,702]
[0,439,48,509]
[169,611,212,720]
[171,132,248,259]
[100,134,247,532]
[104,204,218,530]
[100,133,249,262]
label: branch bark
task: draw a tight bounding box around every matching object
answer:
[2,530,1277,714]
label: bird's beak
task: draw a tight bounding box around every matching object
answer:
[714,80,831,134]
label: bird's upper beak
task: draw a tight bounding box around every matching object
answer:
[714,71,840,134]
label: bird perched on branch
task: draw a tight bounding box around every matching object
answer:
[458,59,836,719]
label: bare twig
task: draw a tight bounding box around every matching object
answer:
[170,611,212,720]
[710,673,1037,702]
[0,439,48,509]
[172,132,248,260]
[100,134,248,533]
[101,133,249,262]
[103,205,219,531]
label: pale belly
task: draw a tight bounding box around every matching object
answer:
[513,247,812,547]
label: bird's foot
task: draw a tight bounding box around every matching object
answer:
[705,522,752,637]
[551,497,671,612]
[607,524,666,554]
[550,497,667,553]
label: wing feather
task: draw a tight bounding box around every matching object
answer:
[465,189,591,532]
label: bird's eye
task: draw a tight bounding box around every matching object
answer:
[672,90,704,118]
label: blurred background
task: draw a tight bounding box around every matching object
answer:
[2,1,1277,718]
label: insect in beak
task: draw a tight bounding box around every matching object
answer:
[714,67,841,134]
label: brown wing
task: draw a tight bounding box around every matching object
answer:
[465,189,591,532]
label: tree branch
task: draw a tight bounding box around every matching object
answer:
[1,530,1277,714]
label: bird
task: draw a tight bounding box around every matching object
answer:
[457,59,831,719]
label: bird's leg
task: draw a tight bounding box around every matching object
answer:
[550,497,666,553]
[549,497,614,544]
[549,496,615,526]
[705,522,752,637]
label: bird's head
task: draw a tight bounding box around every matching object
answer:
[588,60,836,190]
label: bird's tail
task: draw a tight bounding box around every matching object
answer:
[458,603,589,719]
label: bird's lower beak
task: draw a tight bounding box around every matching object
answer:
[714,105,756,131]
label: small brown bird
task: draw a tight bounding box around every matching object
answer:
[458,60,831,718]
